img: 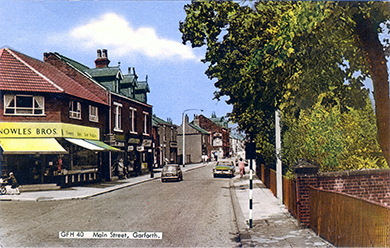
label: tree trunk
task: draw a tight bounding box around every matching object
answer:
[355,17,390,166]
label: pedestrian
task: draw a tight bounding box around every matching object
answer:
[118,158,125,179]
[6,172,20,195]
[239,158,245,178]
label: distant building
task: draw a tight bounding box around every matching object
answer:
[178,115,210,164]
[152,115,178,166]
[193,114,230,160]
[230,132,246,160]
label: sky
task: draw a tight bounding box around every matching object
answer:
[0,0,232,125]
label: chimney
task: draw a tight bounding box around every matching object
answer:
[94,49,110,68]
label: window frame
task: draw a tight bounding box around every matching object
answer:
[129,107,137,134]
[113,102,123,132]
[69,100,82,120]
[4,94,45,116]
[89,105,99,122]
[143,111,150,136]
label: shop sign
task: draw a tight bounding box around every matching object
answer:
[128,138,140,144]
[0,122,99,140]
[142,139,152,147]
[114,142,125,147]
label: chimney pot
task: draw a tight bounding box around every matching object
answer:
[94,49,110,68]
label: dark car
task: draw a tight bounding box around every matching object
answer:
[213,161,235,178]
[161,164,183,182]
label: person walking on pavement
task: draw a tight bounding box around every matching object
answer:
[239,158,245,178]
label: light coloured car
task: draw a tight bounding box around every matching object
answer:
[213,161,235,178]
[161,164,183,182]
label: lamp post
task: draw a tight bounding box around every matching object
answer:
[182,109,203,167]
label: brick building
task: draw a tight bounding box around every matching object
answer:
[0,47,119,186]
[44,50,154,178]
[193,114,230,160]
[152,115,178,166]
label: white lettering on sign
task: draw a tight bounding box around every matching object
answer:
[59,231,162,239]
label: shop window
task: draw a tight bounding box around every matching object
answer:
[69,100,81,119]
[129,107,137,134]
[143,111,150,135]
[114,102,122,132]
[4,94,44,115]
[89,105,98,122]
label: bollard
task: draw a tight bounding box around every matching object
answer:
[249,159,253,228]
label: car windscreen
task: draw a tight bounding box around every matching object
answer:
[163,166,177,172]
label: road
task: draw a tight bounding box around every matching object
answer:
[0,163,240,247]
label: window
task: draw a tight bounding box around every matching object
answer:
[129,107,137,133]
[89,105,99,122]
[69,100,81,119]
[143,111,150,135]
[114,102,122,132]
[4,95,44,115]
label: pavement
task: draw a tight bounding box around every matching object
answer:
[231,168,334,247]
[0,162,334,247]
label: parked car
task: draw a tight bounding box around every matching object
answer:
[161,164,183,182]
[213,161,235,178]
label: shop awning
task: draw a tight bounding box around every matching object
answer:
[84,140,120,151]
[0,138,68,155]
[65,138,119,151]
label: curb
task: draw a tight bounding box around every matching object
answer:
[230,177,251,244]
[0,163,208,202]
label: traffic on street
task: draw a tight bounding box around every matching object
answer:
[0,162,241,247]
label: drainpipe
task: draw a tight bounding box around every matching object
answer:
[108,92,112,180]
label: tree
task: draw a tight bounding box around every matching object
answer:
[180,1,390,166]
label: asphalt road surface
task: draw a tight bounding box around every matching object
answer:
[0,163,240,247]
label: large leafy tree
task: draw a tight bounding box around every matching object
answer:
[180,1,390,166]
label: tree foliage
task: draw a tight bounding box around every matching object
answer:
[283,93,387,173]
[180,1,390,170]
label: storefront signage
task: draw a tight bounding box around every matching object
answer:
[142,139,152,147]
[128,138,140,144]
[0,122,99,140]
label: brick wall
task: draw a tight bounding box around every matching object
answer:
[296,175,318,225]
[318,169,390,207]
[295,168,390,226]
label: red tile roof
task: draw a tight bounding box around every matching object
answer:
[0,48,107,105]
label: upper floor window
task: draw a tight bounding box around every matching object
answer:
[69,100,81,119]
[143,111,150,135]
[4,94,44,116]
[129,107,137,134]
[114,102,122,132]
[89,105,99,122]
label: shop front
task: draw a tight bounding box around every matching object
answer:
[0,122,118,187]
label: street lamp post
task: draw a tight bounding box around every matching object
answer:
[182,109,203,167]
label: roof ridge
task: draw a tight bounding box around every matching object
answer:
[6,48,64,92]
[52,52,108,92]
